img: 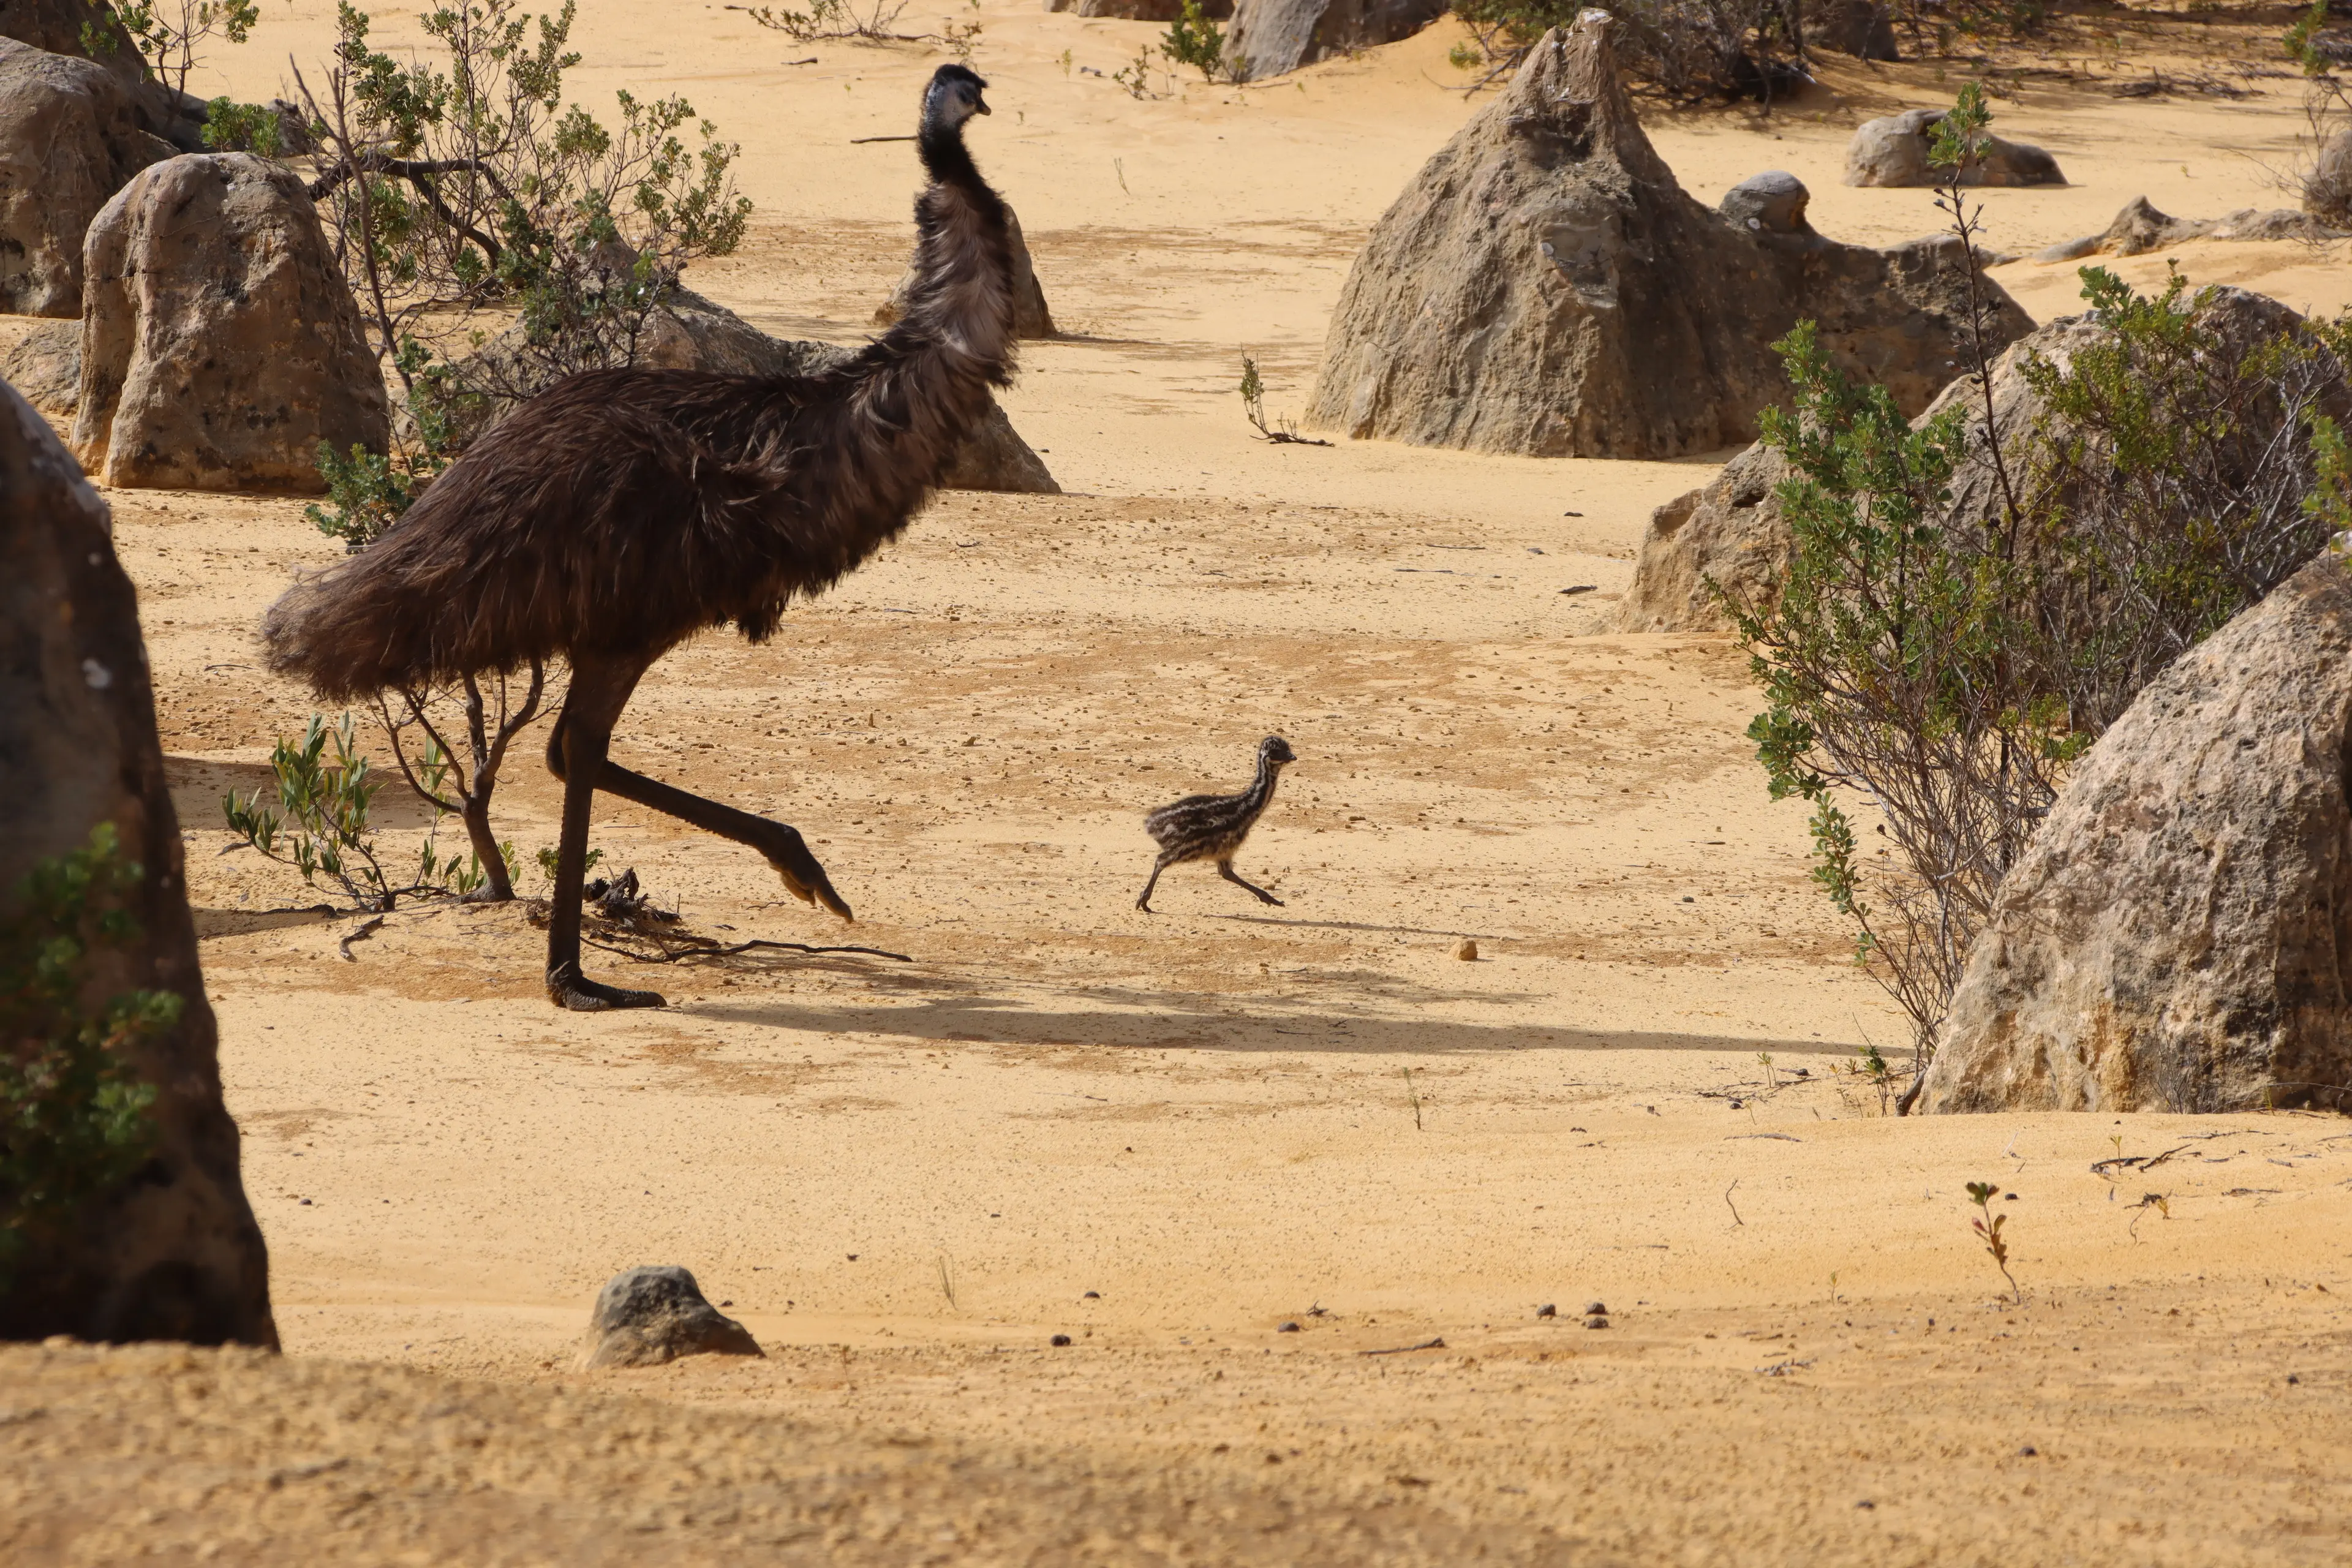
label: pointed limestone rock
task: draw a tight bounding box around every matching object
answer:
[1305,13,2032,459]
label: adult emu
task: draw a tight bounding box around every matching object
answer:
[261,64,1016,1011]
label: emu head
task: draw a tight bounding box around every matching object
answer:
[922,63,990,136]
[1260,735,1297,767]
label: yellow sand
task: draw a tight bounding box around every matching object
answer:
[11,3,2350,1560]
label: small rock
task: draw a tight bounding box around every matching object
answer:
[1856,1499,1876,1510]
[577,1265,763,1371]
[1277,1321,1300,1333]
[1455,938,1478,961]
[2287,1373,2301,1385]
[1536,1303,1557,1319]
[1583,1300,1607,1316]
[2017,1444,2038,1456]
[1050,1333,1072,1347]
[1585,1314,1610,1329]
[1082,1290,1100,1299]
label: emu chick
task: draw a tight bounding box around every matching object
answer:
[1136,735,1295,912]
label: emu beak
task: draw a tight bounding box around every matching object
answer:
[974,96,991,115]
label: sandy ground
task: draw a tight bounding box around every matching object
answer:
[9,1,2352,1561]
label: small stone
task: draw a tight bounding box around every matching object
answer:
[1583,1301,1607,1316]
[1585,1314,1610,1330]
[1082,1291,1100,1299]
[1455,939,1478,961]
[2287,1373,2301,1385]
[1277,1321,1300,1333]
[1536,1303,1557,1319]
[577,1265,763,1371]
[1856,1499,1876,1510]
[2017,1444,2038,1456]
[1050,1333,1072,1347]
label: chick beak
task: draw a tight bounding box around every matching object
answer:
[974,96,991,115]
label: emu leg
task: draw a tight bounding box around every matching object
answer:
[543,660,665,1011]
[544,715,851,922]
[1136,850,1179,913]
[1218,860,1284,907]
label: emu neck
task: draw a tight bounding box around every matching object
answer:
[1245,758,1284,812]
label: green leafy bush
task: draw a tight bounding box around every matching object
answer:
[1,825,170,1284]
[223,713,504,910]
[1728,85,2350,1109]
[200,96,281,156]
[1163,0,1226,82]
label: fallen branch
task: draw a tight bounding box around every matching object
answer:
[1358,1338,1446,1357]
[1724,1178,1744,1226]
[338,915,386,960]
[1727,1133,1802,1142]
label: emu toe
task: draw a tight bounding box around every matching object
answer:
[760,828,854,920]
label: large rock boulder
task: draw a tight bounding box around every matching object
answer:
[451,285,1058,494]
[0,38,173,317]
[1844,107,2065,188]
[0,1,206,145]
[1306,17,2034,459]
[874,205,1054,340]
[0,377,277,1343]
[1616,290,2323,633]
[1922,557,2352,1114]
[2035,195,2346,263]
[0,315,80,412]
[578,1265,762,1370]
[71,153,388,492]
[1226,0,1446,81]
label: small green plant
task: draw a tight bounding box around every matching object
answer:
[223,714,492,910]
[1161,0,1224,81]
[1111,45,1161,100]
[200,96,282,156]
[536,843,604,882]
[937,1254,957,1310]
[1402,1065,1424,1131]
[1757,1050,1776,1090]
[1965,1180,2021,1304]
[1,825,170,1287]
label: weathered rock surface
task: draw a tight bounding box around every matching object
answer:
[1307,17,2032,459]
[874,205,1054,339]
[454,286,1058,494]
[1923,557,2352,1115]
[2034,194,2346,263]
[1226,0,1446,82]
[0,38,174,316]
[0,315,80,412]
[2304,128,2352,228]
[1041,0,1229,17]
[72,153,388,492]
[1844,107,2065,188]
[0,1,206,143]
[578,1266,763,1370]
[1616,290,2323,633]
[0,377,277,1344]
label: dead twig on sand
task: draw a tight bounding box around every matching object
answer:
[2090,1144,2193,1177]
[1724,1178,1744,1226]
[1727,1133,1801,1142]
[1359,1338,1446,1357]
[338,915,386,960]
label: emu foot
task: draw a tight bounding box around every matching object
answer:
[547,964,666,1012]
[760,824,854,921]
[1256,892,1286,907]
[1136,896,1154,913]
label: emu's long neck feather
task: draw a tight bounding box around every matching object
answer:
[754,116,1017,598]
[1243,758,1283,813]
